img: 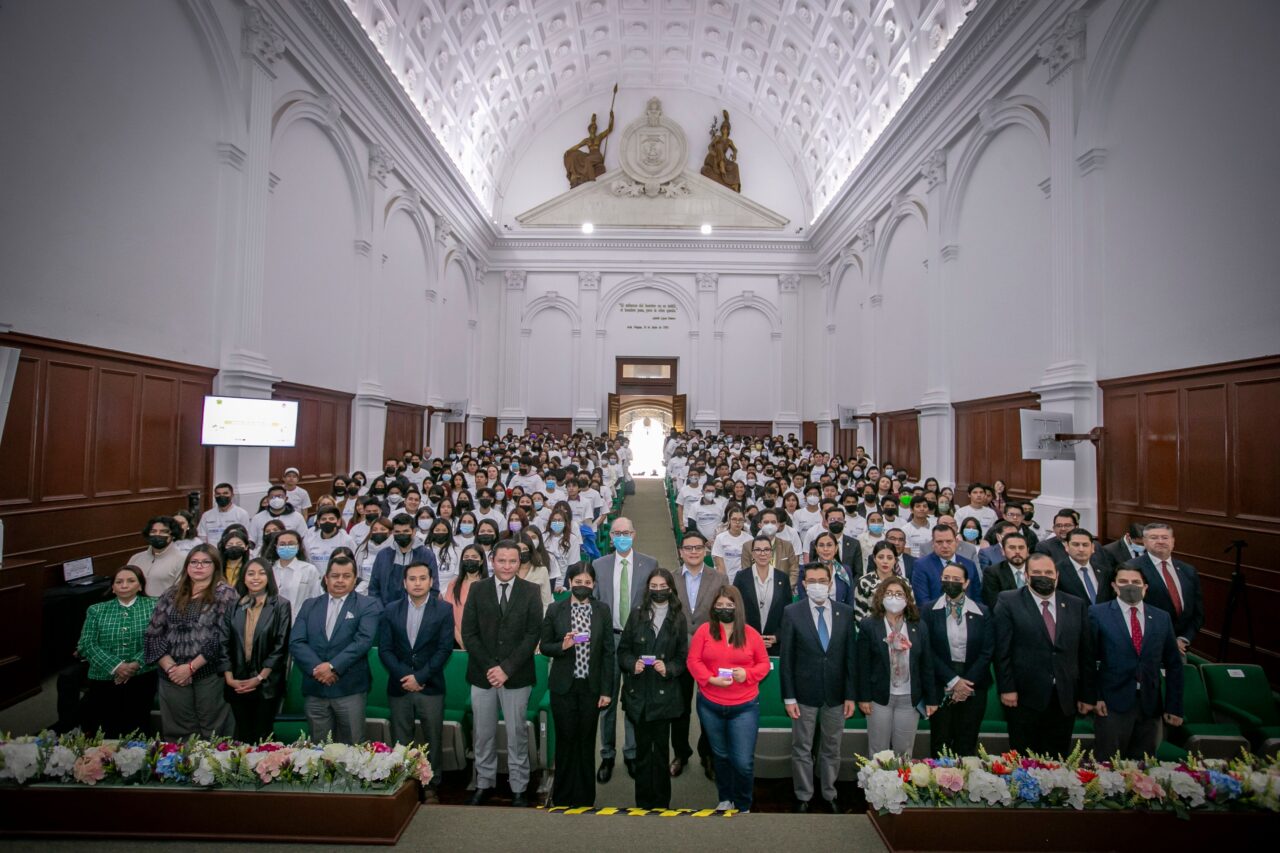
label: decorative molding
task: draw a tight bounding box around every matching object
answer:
[492,237,810,253]
[504,270,527,291]
[434,214,455,247]
[1076,147,1108,176]
[778,273,800,293]
[1038,176,1052,198]
[852,220,876,253]
[424,288,438,302]
[869,293,883,308]
[368,143,395,185]
[1037,10,1086,82]
[920,148,947,190]
[818,270,830,289]
[353,239,372,257]
[578,270,601,291]
[216,141,246,170]
[940,244,960,262]
[695,272,719,292]
[267,171,281,192]
[242,6,286,72]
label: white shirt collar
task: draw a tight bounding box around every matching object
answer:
[118,597,138,608]
[931,596,982,616]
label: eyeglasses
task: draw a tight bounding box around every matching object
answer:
[751,547,773,554]
[188,559,214,567]
[680,544,705,551]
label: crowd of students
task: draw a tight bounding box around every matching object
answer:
[72,429,1201,813]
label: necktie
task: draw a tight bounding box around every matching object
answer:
[1041,600,1056,643]
[1080,565,1097,604]
[1130,606,1144,655]
[325,597,341,639]
[619,557,630,628]
[1014,569,1025,589]
[815,606,829,652]
[1160,560,1183,616]
[499,582,510,615]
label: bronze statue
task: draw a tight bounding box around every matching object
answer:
[563,85,617,189]
[701,109,741,192]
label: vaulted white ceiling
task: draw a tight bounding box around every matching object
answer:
[346,0,978,223]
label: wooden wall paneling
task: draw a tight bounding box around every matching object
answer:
[271,382,352,496]
[93,369,137,497]
[41,360,94,501]
[876,410,920,478]
[954,393,1041,500]
[482,416,498,441]
[525,418,572,438]
[0,561,45,708]
[1232,375,1280,525]
[1104,391,1140,508]
[832,422,859,460]
[383,401,426,461]
[802,421,817,447]
[718,420,773,438]
[177,379,208,491]
[0,355,39,506]
[444,422,466,448]
[1141,388,1180,510]
[138,374,178,493]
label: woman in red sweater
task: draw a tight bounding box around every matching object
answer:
[687,585,771,812]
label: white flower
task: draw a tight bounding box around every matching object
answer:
[960,756,984,771]
[43,745,76,778]
[291,748,325,775]
[113,746,147,778]
[1095,769,1126,796]
[0,742,40,784]
[1166,771,1205,807]
[191,757,216,787]
[863,768,909,814]
[872,749,896,766]
[966,770,1013,806]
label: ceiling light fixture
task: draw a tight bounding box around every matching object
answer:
[581,222,594,234]
[700,223,713,235]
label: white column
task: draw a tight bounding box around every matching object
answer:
[774,274,802,436]
[498,270,527,434]
[1031,11,1098,529]
[574,271,601,431]
[916,153,955,484]
[816,270,834,453]
[858,288,881,458]
[692,272,719,431]
[350,238,389,474]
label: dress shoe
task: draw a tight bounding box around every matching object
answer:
[511,792,531,808]
[823,798,841,814]
[597,760,614,784]
[422,786,440,805]
[669,757,686,778]
[624,758,637,779]
[792,800,811,813]
[465,787,492,806]
[701,755,716,781]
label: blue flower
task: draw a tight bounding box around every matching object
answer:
[124,740,149,749]
[1208,771,1242,799]
[1011,768,1041,803]
[934,756,957,768]
[155,752,188,782]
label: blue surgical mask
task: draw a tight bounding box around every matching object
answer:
[1132,543,1146,555]
[963,528,980,542]
[459,523,475,536]
[533,500,544,511]
[510,463,520,472]
[869,523,885,536]
[612,534,634,553]
[546,480,557,491]
[550,520,566,534]
[276,545,298,561]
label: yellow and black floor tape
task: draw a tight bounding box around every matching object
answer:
[540,806,739,817]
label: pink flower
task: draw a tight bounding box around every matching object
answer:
[416,758,434,786]
[255,749,293,783]
[370,742,392,754]
[73,753,107,785]
[1130,773,1165,800]
[934,767,965,793]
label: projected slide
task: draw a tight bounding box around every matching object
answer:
[201,396,298,447]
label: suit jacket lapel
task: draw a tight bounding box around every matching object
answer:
[250,599,274,649]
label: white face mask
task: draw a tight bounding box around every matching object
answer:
[268,496,285,510]
[760,522,778,537]
[883,596,907,615]
[806,494,820,506]
[805,583,829,605]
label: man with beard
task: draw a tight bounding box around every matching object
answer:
[981,532,1032,611]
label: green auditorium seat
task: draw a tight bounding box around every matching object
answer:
[363,647,391,742]
[977,675,1010,754]
[1202,664,1280,757]
[1168,664,1250,759]
[438,651,470,771]
[753,658,793,778]
[271,662,310,742]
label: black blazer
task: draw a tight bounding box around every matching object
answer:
[617,604,689,722]
[1053,554,1115,606]
[921,600,993,692]
[1126,554,1203,645]
[993,588,1095,714]
[808,535,865,581]
[539,597,616,697]
[854,616,941,708]
[732,567,791,641]
[981,561,1021,611]
[779,599,856,708]
[218,595,292,700]
[460,576,544,689]
[1034,537,1068,563]
[1100,538,1139,572]
[377,594,454,696]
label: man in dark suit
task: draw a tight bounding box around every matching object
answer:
[884,528,916,581]
[1002,503,1039,551]
[981,532,1031,610]
[377,561,453,801]
[1101,523,1146,572]
[911,525,981,607]
[993,553,1095,757]
[671,530,724,779]
[592,516,655,782]
[735,535,791,652]
[978,521,1015,570]
[923,562,993,757]
[1034,509,1081,563]
[779,563,856,813]
[1125,522,1203,654]
[1053,528,1113,607]
[290,553,383,744]
[1088,565,1184,759]
[461,540,543,807]
[539,562,616,807]
[806,505,864,582]
[368,513,439,605]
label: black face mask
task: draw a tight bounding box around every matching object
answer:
[461,560,483,574]
[476,533,497,546]
[347,485,360,496]
[1028,576,1056,596]
[370,532,390,545]
[394,533,414,548]
[882,508,897,518]
[148,535,170,550]
[570,585,592,601]
[712,607,736,624]
[430,532,451,544]
[333,486,345,496]
[864,494,876,503]
[319,522,338,535]
[941,581,965,600]
[649,589,671,604]
[385,468,397,477]
[364,513,380,525]
[214,495,231,508]
[519,551,531,565]
[223,546,246,561]
[828,521,845,536]
[479,498,493,509]
[430,468,443,479]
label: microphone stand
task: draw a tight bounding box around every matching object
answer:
[1217,539,1257,662]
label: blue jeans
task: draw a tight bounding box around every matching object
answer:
[696,695,760,810]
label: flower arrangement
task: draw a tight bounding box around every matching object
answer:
[0,731,432,794]
[856,746,1280,816]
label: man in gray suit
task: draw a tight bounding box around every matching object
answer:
[592,516,655,782]
[671,529,727,779]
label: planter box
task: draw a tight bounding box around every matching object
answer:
[0,781,420,845]
[869,807,1279,852]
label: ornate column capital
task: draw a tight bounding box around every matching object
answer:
[434,214,455,247]
[778,274,800,293]
[695,272,719,292]
[504,270,527,291]
[353,239,372,257]
[1037,11,1085,82]
[578,270,601,291]
[818,270,831,289]
[921,148,947,190]
[242,7,286,73]
[852,220,876,253]
[368,144,395,186]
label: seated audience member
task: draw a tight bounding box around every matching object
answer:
[687,586,771,813]
[883,528,917,581]
[304,504,356,568]
[954,483,998,532]
[378,561,453,803]
[856,576,939,757]
[132,515,184,597]
[539,562,616,808]
[144,545,238,739]
[805,505,863,582]
[923,563,992,757]
[1054,527,1112,606]
[269,529,321,623]
[77,566,158,736]
[543,507,583,590]
[462,541,543,807]
[857,511,887,567]
[981,531,1032,610]
[1035,509,1081,563]
[290,553,382,743]
[618,567,688,810]
[911,525,981,608]
[368,514,440,605]
[281,466,313,515]
[249,483,308,544]
[856,541,904,622]
[1088,566,1184,759]
[1125,522,1203,654]
[199,482,253,544]
[426,517,460,593]
[218,557,292,743]
[779,562,856,813]
[734,534,791,652]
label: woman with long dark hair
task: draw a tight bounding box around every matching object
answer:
[77,565,158,736]
[218,557,292,743]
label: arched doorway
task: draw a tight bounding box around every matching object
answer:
[620,401,670,479]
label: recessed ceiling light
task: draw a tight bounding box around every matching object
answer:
[581,222,594,234]
[700,223,713,235]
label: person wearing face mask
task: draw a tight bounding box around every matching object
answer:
[453,511,478,550]
[791,488,825,540]
[779,563,857,813]
[1087,566,1184,759]
[77,566,158,737]
[981,531,1032,610]
[993,553,1095,758]
[473,519,503,566]
[281,466,312,515]
[217,557,292,743]
[676,473,704,532]
[671,531,724,779]
[1122,522,1203,655]
[538,563,616,808]
[475,487,506,528]
[249,484,307,545]
[733,534,790,652]
[922,563,992,758]
[269,529,321,624]
[426,518,459,593]
[132,516,184,597]
[303,505,356,569]
[198,483,252,544]
[878,497,907,534]
[515,534,552,612]
[447,544,488,648]
[855,577,939,757]
[687,586,771,813]
[692,483,726,542]
[911,525,982,609]
[369,514,440,606]
[218,530,251,588]
[747,509,799,587]
[543,508,583,590]
[335,478,362,523]
[1101,522,1147,573]
[353,516,393,593]
[858,511,887,571]
[978,521,1017,570]
[804,506,864,584]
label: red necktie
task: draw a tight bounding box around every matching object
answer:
[1160,560,1183,616]
[1129,606,1143,655]
[1041,600,1056,643]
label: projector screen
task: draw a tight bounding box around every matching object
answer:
[201,396,298,447]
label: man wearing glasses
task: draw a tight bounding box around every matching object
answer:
[671,531,726,780]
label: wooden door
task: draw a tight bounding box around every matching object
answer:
[607,393,620,436]
[673,394,687,432]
